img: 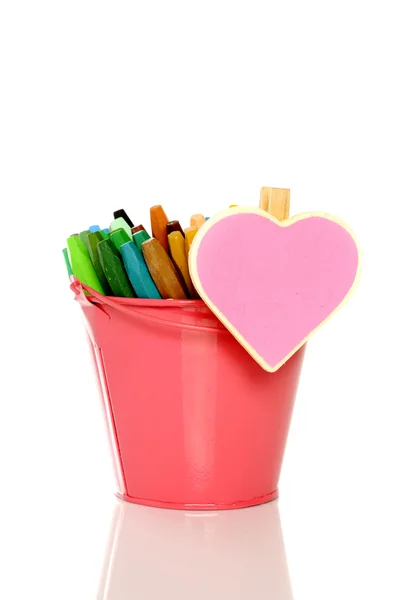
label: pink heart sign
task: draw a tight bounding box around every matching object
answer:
[189,208,361,372]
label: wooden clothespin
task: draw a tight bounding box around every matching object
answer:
[259,187,290,220]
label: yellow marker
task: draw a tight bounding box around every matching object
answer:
[190,214,206,229]
[184,226,198,258]
[168,231,196,298]
[229,204,238,207]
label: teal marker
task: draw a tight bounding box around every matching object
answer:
[121,241,161,299]
[109,217,132,240]
[67,235,105,294]
[62,248,74,279]
[97,239,135,297]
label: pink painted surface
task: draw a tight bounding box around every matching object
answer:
[72,282,305,510]
[195,213,359,369]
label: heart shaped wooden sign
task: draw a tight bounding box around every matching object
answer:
[189,207,361,372]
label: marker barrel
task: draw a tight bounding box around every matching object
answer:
[121,241,161,299]
[110,228,131,252]
[110,217,133,240]
[67,234,105,294]
[141,238,187,299]
[98,239,135,297]
[150,205,169,253]
[87,232,113,295]
[132,225,150,251]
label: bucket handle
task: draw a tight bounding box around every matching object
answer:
[70,280,228,334]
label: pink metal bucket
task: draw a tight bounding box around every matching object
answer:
[72,280,305,510]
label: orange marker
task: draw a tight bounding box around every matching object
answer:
[168,231,195,298]
[190,214,206,229]
[141,238,187,299]
[150,205,169,253]
[184,226,198,258]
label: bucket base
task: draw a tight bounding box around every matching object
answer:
[115,489,279,510]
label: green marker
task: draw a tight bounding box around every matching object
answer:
[67,235,105,294]
[131,225,150,251]
[87,232,112,295]
[110,228,131,252]
[62,248,74,279]
[100,228,110,240]
[79,230,91,249]
[109,217,133,240]
[97,239,135,298]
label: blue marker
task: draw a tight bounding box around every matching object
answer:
[89,225,101,232]
[205,217,210,221]
[120,241,161,299]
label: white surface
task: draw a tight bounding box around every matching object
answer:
[1,1,397,599]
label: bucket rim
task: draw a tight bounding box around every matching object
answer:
[70,278,206,308]
[71,279,225,333]
[90,295,206,309]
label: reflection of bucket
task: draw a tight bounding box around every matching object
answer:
[97,499,294,600]
[72,280,305,510]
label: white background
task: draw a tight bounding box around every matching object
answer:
[1,1,397,599]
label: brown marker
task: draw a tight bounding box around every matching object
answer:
[166,220,185,237]
[141,238,187,299]
[150,205,169,253]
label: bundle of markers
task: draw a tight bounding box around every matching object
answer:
[63,207,208,300]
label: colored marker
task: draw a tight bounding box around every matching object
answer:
[78,230,90,249]
[205,217,210,220]
[67,235,105,294]
[184,226,198,258]
[89,225,101,233]
[100,228,110,240]
[190,214,205,229]
[110,228,131,252]
[168,231,196,298]
[113,209,134,228]
[87,232,112,295]
[150,205,169,253]
[62,248,74,279]
[109,217,133,240]
[121,241,161,299]
[141,238,187,299]
[166,220,184,237]
[97,239,135,297]
[131,225,150,251]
